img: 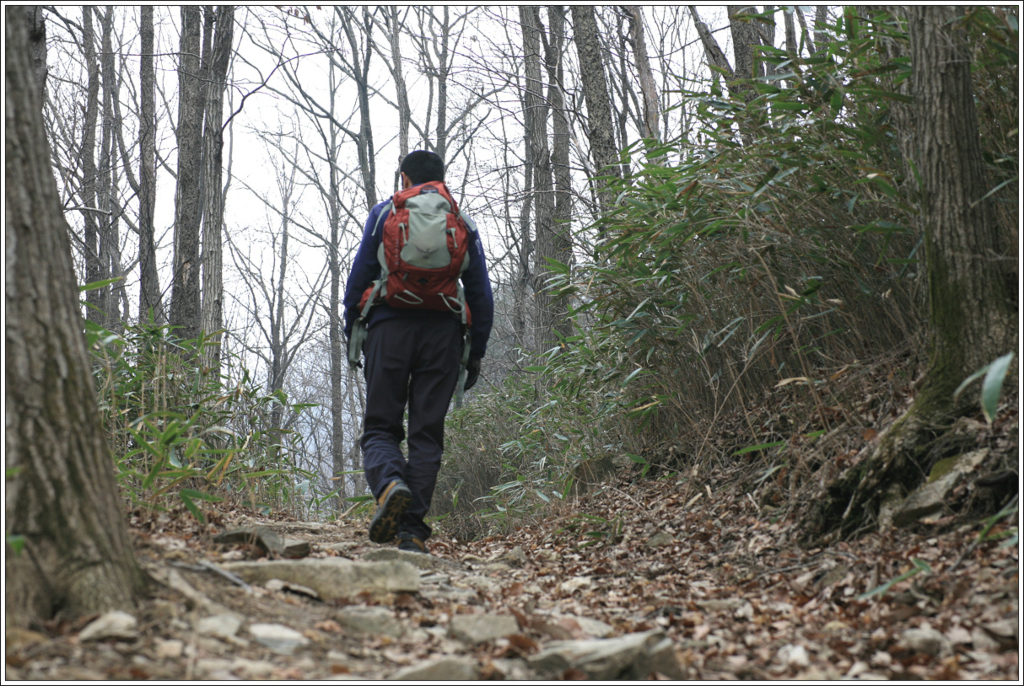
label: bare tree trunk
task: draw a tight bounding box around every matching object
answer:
[339,7,378,210]
[626,6,659,143]
[784,7,798,56]
[170,6,204,342]
[98,7,122,331]
[688,6,734,78]
[571,5,621,210]
[434,7,451,160]
[543,5,573,343]
[80,7,104,325]
[5,9,145,628]
[201,6,234,374]
[521,6,557,351]
[376,7,411,192]
[796,7,816,56]
[814,6,830,54]
[138,6,161,323]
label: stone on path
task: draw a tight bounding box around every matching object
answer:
[646,532,676,548]
[528,629,684,680]
[213,526,311,559]
[248,623,310,655]
[449,613,520,645]
[557,615,614,638]
[78,611,138,641]
[362,547,455,571]
[196,613,242,640]
[901,626,952,657]
[153,638,184,659]
[338,606,405,638]
[265,578,320,599]
[893,449,989,527]
[231,657,277,678]
[388,656,479,681]
[220,558,419,599]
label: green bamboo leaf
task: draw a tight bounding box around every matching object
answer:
[733,441,786,456]
[179,492,205,523]
[981,352,1014,423]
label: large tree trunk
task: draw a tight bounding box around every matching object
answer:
[200,6,234,374]
[521,6,557,352]
[571,5,622,210]
[138,6,161,323]
[5,9,145,628]
[817,6,1017,539]
[170,6,204,342]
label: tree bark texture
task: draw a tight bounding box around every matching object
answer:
[571,5,622,209]
[816,6,1017,539]
[80,7,103,326]
[201,6,234,374]
[543,6,573,343]
[907,5,1016,405]
[98,7,125,330]
[340,7,378,210]
[521,6,557,352]
[23,6,47,103]
[5,9,145,628]
[727,6,762,90]
[138,6,161,323]
[170,6,204,342]
[688,6,733,78]
[626,6,660,142]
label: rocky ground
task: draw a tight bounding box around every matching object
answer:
[4,460,1018,681]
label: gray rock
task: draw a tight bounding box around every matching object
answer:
[248,623,311,655]
[462,575,500,595]
[646,532,676,548]
[502,546,527,566]
[213,526,311,559]
[338,606,404,638]
[196,613,242,639]
[389,656,479,681]
[694,598,744,612]
[265,578,320,599]
[220,558,419,599]
[231,657,277,678]
[901,626,952,657]
[153,638,184,659]
[195,658,233,677]
[362,547,455,571]
[449,613,520,645]
[894,450,989,527]
[528,629,683,680]
[78,611,138,641]
[553,615,614,638]
[491,658,534,680]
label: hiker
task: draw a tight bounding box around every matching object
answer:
[343,150,494,554]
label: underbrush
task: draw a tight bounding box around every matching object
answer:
[87,317,328,522]
[439,8,1017,539]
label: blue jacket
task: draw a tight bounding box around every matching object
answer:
[343,190,494,360]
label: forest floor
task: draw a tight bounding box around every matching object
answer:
[4,454,1018,681]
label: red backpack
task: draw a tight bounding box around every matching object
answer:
[357,181,474,326]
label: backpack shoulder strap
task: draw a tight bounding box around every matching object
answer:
[372,200,394,237]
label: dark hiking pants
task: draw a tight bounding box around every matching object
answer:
[360,316,463,542]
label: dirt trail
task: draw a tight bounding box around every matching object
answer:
[4,474,1018,681]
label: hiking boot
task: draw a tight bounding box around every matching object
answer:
[397,533,429,554]
[368,481,412,543]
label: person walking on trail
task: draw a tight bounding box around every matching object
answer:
[343,150,494,555]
